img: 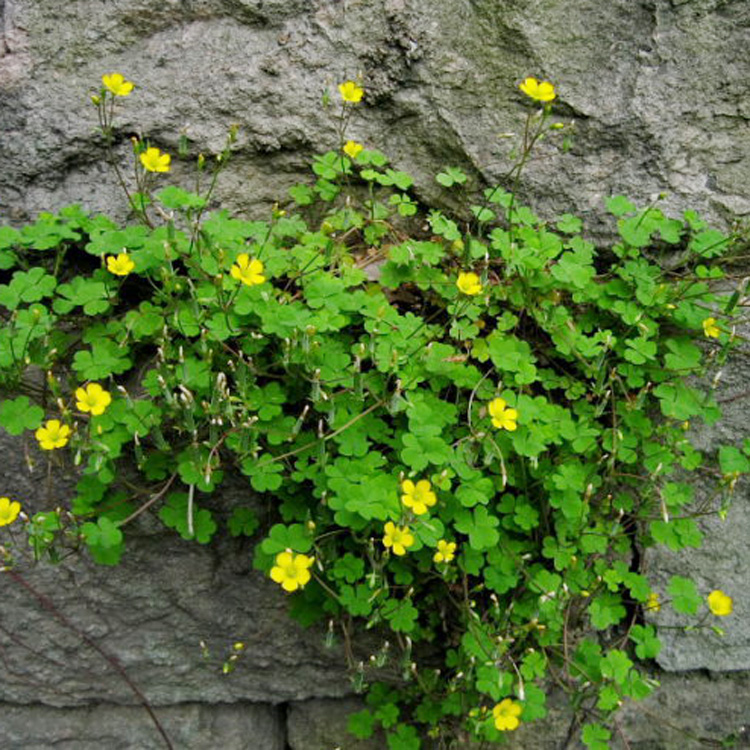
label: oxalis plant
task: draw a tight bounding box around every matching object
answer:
[0,72,747,749]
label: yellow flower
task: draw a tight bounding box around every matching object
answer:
[102,72,134,97]
[35,419,72,450]
[456,271,483,296]
[401,479,437,515]
[75,383,112,416]
[230,254,265,286]
[492,698,522,731]
[269,550,314,592]
[106,253,135,276]
[488,397,519,431]
[343,140,364,159]
[707,589,733,617]
[0,497,21,527]
[433,539,457,564]
[518,77,556,103]
[383,521,414,556]
[338,80,364,103]
[140,146,171,173]
[702,317,721,338]
[645,592,661,612]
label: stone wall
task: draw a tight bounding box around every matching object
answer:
[2,0,750,229]
[3,0,750,747]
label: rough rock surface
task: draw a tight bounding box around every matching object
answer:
[0,434,386,708]
[286,674,750,750]
[1,0,750,232]
[0,702,286,750]
[3,0,750,747]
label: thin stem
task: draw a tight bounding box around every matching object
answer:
[4,569,174,750]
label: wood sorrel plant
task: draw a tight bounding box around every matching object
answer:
[0,73,746,748]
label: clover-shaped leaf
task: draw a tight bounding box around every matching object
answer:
[0,396,44,435]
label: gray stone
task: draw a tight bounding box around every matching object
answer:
[0,430,390,708]
[616,672,750,749]
[287,697,387,750]
[1,0,749,231]
[0,701,286,750]
[645,480,750,672]
[643,321,750,672]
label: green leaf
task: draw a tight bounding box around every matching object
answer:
[20,212,81,250]
[667,575,701,615]
[428,211,461,242]
[228,507,260,537]
[347,709,376,740]
[650,518,702,550]
[436,167,467,187]
[386,724,421,750]
[689,228,729,258]
[471,205,495,223]
[630,624,661,660]
[339,584,374,617]
[289,183,315,206]
[582,723,611,750]
[313,150,348,180]
[486,332,538,384]
[242,456,285,491]
[156,186,207,210]
[71,475,110,514]
[81,516,123,549]
[606,195,636,217]
[0,396,44,435]
[400,433,452,471]
[719,445,750,475]
[0,267,57,310]
[72,339,132,379]
[597,684,620,712]
[0,225,21,251]
[260,523,313,554]
[87,540,124,566]
[600,649,632,684]
[381,598,419,632]
[177,445,223,492]
[588,592,627,629]
[158,492,217,544]
[653,382,709,421]
[454,506,500,550]
[331,553,365,583]
[53,276,110,316]
[555,213,583,233]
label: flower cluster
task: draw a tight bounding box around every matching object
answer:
[270,550,314,592]
[707,589,733,616]
[401,478,437,515]
[102,73,134,97]
[702,317,721,338]
[75,383,112,416]
[383,521,414,556]
[0,497,21,527]
[140,146,171,173]
[343,140,364,159]
[456,271,483,296]
[230,255,265,287]
[35,420,71,450]
[518,76,556,102]
[433,539,456,563]
[107,253,135,276]
[493,698,522,731]
[488,397,518,431]
[339,80,364,103]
